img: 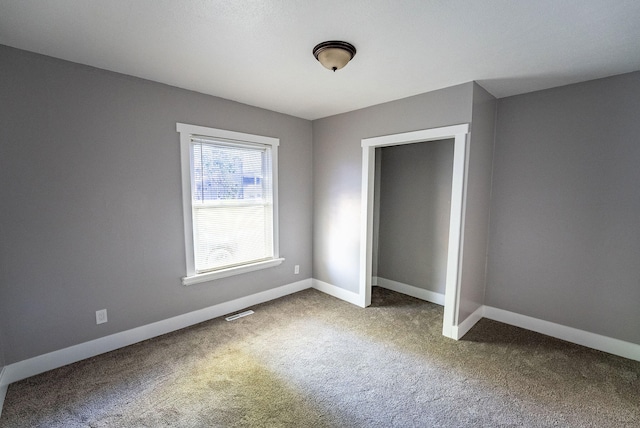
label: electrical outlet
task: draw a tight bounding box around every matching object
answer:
[294,265,300,275]
[96,309,108,325]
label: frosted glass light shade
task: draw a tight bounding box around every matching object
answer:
[313,41,356,72]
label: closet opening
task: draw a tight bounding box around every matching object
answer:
[373,138,453,306]
[359,124,469,339]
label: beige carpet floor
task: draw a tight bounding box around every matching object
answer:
[1,287,639,427]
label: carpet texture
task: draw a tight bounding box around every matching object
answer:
[1,287,639,427]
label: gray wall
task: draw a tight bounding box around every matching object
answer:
[0,45,313,364]
[371,152,382,277]
[0,218,5,372]
[0,324,5,373]
[312,83,474,293]
[376,140,454,294]
[486,71,640,344]
[457,83,497,321]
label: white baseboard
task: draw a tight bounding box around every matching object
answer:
[375,277,445,306]
[451,305,484,340]
[0,367,7,418]
[484,306,640,362]
[1,279,313,386]
[312,279,362,306]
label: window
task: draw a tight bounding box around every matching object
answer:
[177,123,283,285]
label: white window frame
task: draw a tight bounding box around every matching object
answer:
[177,123,284,286]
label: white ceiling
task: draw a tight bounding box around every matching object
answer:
[1,0,640,120]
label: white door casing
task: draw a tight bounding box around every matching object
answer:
[359,124,469,339]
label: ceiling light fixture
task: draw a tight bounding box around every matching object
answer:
[313,41,356,72]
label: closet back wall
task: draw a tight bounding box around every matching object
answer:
[375,140,454,295]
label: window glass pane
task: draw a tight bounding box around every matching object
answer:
[193,205,273,271]
[190,140,273,273]
[192,143,266,203]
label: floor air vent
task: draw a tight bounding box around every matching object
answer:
[225,310,254,321]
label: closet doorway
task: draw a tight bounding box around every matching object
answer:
[374,137,453,304]
[359,124,469,339]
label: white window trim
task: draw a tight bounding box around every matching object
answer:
[177,123,284,286]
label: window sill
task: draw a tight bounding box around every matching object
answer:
[182,258,285,286]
